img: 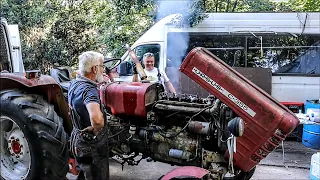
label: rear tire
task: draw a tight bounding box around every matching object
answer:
[0,89,69,179]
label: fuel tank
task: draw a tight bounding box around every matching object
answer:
[99,82,163,118]
[180,47,299,172]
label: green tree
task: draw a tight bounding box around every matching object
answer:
[290,0,320,11]
[1,0,318,73]
[2,0,101,72]
[204,0,293,12]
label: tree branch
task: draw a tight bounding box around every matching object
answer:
[226,0,231,12]
[232,0,238,12]
[215,0,219,12]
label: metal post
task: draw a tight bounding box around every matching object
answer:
[244,36,248,67]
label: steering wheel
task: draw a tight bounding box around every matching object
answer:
[103,58,121,73]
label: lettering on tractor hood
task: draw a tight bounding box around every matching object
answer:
[192,67,256,117]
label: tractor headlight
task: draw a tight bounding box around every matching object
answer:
[228,117,244,137]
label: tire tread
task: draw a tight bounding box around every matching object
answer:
[0,89,69,179]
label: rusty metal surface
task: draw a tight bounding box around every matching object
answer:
[179,47,299,172]
[166,67,272,97]
[233,67,272,95]
[0,73,72,134]
[103,82,160,118]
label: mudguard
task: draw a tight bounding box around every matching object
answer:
[0,72,72,133]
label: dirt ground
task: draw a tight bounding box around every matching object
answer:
[67,160,310,180]
[67,141,315,180]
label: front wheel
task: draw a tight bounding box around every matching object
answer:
[0,89,69,179]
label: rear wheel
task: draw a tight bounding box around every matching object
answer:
[0,89,69,179]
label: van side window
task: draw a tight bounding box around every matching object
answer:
[248,35,320,74]
[166,32,320,75]
[166,32,245,67]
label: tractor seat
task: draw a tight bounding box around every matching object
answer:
[50,67,72,98]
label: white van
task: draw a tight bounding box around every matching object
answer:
[117,12,320,103]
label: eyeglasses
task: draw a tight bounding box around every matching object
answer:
[95,65,104,68]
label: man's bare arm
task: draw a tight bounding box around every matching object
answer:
[165,81,176,94]
[86,102,104,135]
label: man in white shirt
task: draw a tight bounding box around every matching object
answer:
[132,52,176,93]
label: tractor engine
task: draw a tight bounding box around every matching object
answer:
[98,47,299,178]
[99,82,239,176]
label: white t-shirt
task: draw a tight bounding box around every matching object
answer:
[143,68,170,87]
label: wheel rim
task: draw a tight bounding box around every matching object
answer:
[1,116,31,180]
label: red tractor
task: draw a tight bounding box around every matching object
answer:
[0,17,299,180]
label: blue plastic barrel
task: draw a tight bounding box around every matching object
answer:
[302,124,320,149]
[305,100,320,112]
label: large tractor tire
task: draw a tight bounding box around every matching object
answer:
[0,89,69,180]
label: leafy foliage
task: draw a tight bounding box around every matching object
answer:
[204,0,294,12]
[1,0,318,73]
[291,0,320,11]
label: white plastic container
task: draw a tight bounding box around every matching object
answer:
[307,108,320,123]
[310,152,320,180]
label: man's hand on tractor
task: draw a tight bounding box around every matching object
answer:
[81,126,102,136]
[81,126,94,133]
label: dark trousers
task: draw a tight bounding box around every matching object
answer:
[76,159,109,180]
[71,129,109,180]
[75,143,109,180]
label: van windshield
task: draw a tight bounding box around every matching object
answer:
[166,32,320,75]
[123,44,161,68]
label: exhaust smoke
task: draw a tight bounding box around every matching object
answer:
[155,0,201,93]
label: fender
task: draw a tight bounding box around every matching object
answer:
[160,166,209,180]
[0,72,72,134]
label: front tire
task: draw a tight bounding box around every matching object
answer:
[0,89,69,179]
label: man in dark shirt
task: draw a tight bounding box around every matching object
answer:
[68,51,109,180]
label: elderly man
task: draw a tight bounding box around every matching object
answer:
[68,51,109,180]
[132,52,176,93]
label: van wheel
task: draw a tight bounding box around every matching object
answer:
[0,89,69,180]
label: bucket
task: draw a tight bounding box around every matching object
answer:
[310,152,320,180]
[302,124,320,149]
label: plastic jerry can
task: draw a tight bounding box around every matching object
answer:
[310,152,320,180]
